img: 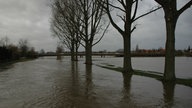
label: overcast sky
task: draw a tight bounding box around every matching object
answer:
[0,0,191,52]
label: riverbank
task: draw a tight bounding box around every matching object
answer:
[0,58,37,68]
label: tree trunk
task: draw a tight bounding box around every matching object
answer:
[162,81,175,107]
[85,42,92,65]
[164,20,176,81]
[123,35,133,73]
[75,42,78,61]
[71,40,75,61]
[163,6,178,81]
[121,72,132,104]
[122,0,133,74]
[56,53,61,60]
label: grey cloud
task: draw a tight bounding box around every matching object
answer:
[0,0,56,52]
[0,0,191,52]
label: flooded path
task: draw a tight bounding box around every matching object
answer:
[0,57,192,108]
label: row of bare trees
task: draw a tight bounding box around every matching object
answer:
[51,0,192,81]
[51,0,109,63]
[51,0,80,61]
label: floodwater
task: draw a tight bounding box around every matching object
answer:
[0,57,191,108]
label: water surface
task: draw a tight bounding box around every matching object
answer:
[0,57,191,108]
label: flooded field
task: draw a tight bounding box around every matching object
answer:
[0,57,192,108]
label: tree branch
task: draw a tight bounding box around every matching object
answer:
[108,1,126,13]
[105,0,124,35]
[131,0,138,21]
[131,25,136,33]
[177,0,192,16]
[92,23,110,46]
[133,6,162,22]
[154,0,164,6]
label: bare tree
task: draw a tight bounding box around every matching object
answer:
[52,0,110,64]
[40,49,45,55]
[154,0,192,81]
[77,0,110,65]
[51,0,81,61]
[0,36,10,47]
[56,43,63,60]
[100,0,161,73]
[18,39,29,57]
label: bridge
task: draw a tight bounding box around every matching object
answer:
[39,52,122,57]
[39,52,174,57]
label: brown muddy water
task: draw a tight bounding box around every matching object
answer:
[0,57,191,108]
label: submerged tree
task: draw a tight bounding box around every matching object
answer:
[56,44,63,60]
[51,0,109,64]
[76,0,110,64]
[100,0,161,73]
[51,0,81,61]
[154,0,192,81]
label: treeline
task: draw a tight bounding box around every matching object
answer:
[0,37,38,63]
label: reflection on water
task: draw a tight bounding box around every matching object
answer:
[122,73,132,99]
[48,61,97,108]
[119,73,136,107]
[85,65,94,99]
[0,57,191,108]
[162,81,175,108]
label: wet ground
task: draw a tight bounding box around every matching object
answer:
[0,57,192,108]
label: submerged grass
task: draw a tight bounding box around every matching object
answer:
[100,63,115,67]
[97,64,192,88]
[0,58,36,71]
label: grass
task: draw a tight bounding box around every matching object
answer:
[97,64,192,88]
